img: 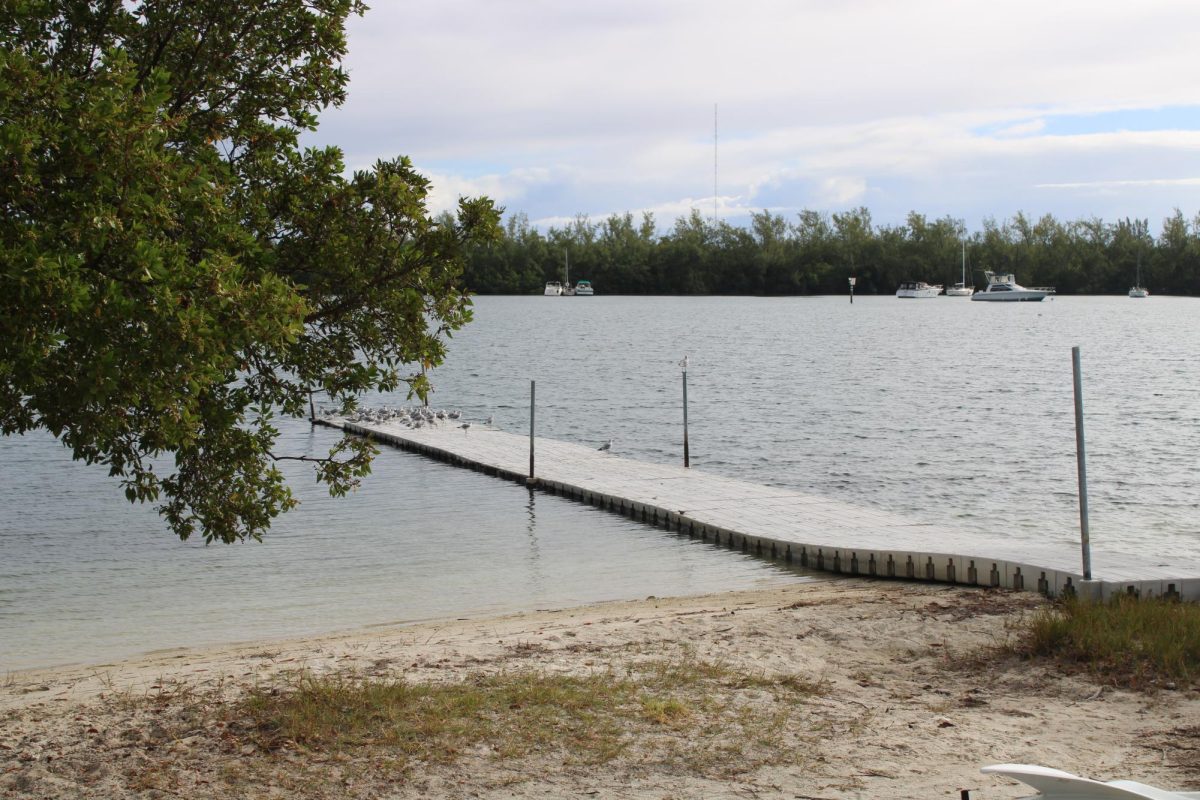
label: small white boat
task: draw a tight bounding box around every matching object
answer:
[1129,254,1149,298]
[574,279,594,296]
[971,270,1054,302]
[946,241,974,296]
[896,281,943,298]
[543,281,563,296]
[981,764,1200,799]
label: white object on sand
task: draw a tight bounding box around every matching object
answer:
[981,764,1200,800]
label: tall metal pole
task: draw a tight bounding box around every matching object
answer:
[1072,346,1092,580]
[528,380,536,483]
[713,103,718,223]
[682,369,690,468]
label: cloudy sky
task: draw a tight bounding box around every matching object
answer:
[305,0,1200,233]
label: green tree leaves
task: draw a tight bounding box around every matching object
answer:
[1,2,500,542]
[460,207,1200,298]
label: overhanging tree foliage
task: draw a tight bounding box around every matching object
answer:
[0,1,501,542]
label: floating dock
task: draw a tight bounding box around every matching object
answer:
[320,418,1200,601]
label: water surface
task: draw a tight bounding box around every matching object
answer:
[3,294,1196,671]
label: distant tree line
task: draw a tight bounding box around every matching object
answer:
[461,207,1200,296]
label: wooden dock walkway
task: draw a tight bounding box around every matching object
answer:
[321,418,1200,601]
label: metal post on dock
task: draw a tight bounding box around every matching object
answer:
[849,276,856,304]
[528,380,536,484]
[1072,346,1092,580]
[680,356,690,468]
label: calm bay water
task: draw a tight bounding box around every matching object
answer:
[435,295,1198,556]
[2,294,1197,671]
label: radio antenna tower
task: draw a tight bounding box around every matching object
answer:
[713,103,719,223]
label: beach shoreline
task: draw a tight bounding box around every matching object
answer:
[3,579,1197,799]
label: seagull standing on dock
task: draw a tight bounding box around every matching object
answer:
[598,438,613,452]
[460,422,471,432]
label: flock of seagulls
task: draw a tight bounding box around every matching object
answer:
[325,406,614,451]
[325,405,485,431]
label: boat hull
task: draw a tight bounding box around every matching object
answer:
[973,270,1053,301]
[896,282,942,298]
[971,291,1048,301]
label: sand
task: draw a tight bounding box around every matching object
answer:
[3,578,1198,799]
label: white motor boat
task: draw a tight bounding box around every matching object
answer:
[543,281,563,296]
[981,764,1200,799]
[574,279,594,296]
[971,270,1054,302]
[946,241,974,296]
[896,281,943,298]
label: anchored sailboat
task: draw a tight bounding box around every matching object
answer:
[946,241,974,296]
[1129,252,1149,298]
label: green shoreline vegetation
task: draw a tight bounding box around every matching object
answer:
[1017,593,1200,689]
[463,208,1200,296]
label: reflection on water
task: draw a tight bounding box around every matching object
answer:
[523,488,546,597]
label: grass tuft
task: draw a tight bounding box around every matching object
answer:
[1017,594,1200,688]
[229,656,828,776]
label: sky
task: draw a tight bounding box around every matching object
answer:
[305,0,1200,234]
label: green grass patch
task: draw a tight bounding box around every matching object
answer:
[1018,594,1200,688]
[230,657,828,775]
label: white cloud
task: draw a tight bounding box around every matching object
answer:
[1038,178,1200,190]
[813,177,869,207]
[994,119,1047,138]
[306,0,1200,231]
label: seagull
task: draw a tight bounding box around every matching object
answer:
[679,355,689,371]
[485,415,494,426]
[598,438,613,452]
[460,422,471,431]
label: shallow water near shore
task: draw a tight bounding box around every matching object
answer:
[2,294,1197,671]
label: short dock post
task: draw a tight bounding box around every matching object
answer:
[680,356,690,468]
[1072,346,1092,580]
[848,276,856,304]
[528,380,536,483]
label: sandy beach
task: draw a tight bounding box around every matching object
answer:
[3,578,1198,799]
